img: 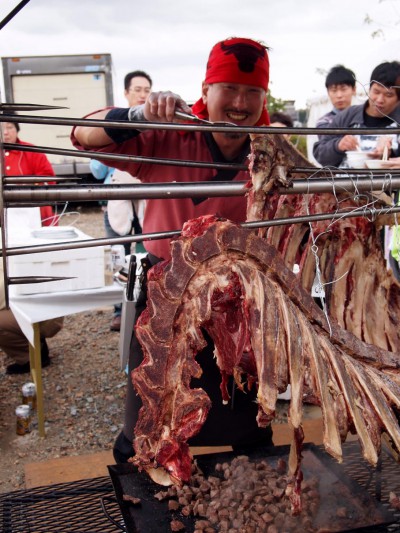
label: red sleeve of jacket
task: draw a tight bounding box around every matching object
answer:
[27,151,55,178]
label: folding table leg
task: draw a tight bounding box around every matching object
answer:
[28,323,45,437]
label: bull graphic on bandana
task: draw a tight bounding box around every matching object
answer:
[219,42,266,73]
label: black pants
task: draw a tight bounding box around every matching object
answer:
[121,257,273,450]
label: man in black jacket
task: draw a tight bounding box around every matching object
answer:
[313,61,400,168]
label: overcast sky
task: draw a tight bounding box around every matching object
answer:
[0,0,399,109]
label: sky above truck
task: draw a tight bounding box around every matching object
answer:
[0,0,399,109]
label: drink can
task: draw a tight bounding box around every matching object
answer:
[16,405,32,435]
[22,382,37,411]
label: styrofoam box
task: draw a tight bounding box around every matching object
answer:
[8,226,106,295]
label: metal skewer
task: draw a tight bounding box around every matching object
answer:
[3,142,248,171]
[0,103,68,112]
[4,176,81,184]
[3,142,400,174]
[8,275,76,284]
[2,203,399,258]
[1,112,399,136]
[0,0,30,31]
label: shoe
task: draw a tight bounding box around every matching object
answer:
[110,315,121,332]
[6,339,51,375]
[113,431,134,464]
[6,361,30,375]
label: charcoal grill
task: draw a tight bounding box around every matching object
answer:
[107,442,398,533]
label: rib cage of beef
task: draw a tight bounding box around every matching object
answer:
[248,133,400,352]
[131,133,400,513]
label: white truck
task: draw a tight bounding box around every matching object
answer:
[1,53,114,179]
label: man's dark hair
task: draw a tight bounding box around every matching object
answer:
[325,65,356,89]
[370,61,400,99]
[269,111,293,128]
[124,70,152,91]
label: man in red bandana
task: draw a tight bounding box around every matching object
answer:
[72,37,273,462]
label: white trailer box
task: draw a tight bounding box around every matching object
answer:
[8,226,106,295]
[1,53,114,179]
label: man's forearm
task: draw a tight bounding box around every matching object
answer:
[74,110,114,148]
[74,106,146,148]
[103,106,145,144]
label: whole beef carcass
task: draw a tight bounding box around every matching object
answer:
[131,214,400,510]
[131,134,400,513]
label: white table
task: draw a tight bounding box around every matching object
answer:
[9,284,124,437]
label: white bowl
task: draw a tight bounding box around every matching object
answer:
[345,151,368,168]
[365,159,392,170]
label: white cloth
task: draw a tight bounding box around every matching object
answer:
[9,285,123,345]
[107,170,146,236]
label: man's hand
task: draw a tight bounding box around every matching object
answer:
[382,157,400,169]
[369,136,392,159]
[144,91,192,122]
[337,134,359,152]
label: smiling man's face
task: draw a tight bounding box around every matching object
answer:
[202,82,266,139]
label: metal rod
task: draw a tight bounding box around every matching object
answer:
[0,126,8,306]
[3,203,400,257]
[4,142,400,175]
[8,276,75,284]
[4,176,81,184]
[3,142,247,171]
[0,103,68,111]
[0,0,30,31]
[0,112,399,136]
[292,167,400,175]
[2,175,400,204]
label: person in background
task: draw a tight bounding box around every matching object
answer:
[0,123,63,373]
[1,121,58,225]
[316,65,357,130]
[72,36,274,462]
[313,61,400,168]
[270,111,294,128]
[90,70,152,331]
[270,111,293,140]
[0,291,63,375]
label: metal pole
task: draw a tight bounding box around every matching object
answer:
[3,142,248,171]
[0,0,30,31]
[0,125,8,306]
[2,175,400,204]
[1,112,400,136]
[3,204,400,257]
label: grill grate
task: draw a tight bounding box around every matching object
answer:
[0,441,399,533]
[0,476,124,532]
[339,442,400,532]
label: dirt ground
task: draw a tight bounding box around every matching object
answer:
[0,205,127,493]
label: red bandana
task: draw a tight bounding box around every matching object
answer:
[192,37,270,126]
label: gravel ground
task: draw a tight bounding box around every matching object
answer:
[0,205,127,493]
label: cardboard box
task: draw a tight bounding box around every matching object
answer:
[7,226,106,295]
